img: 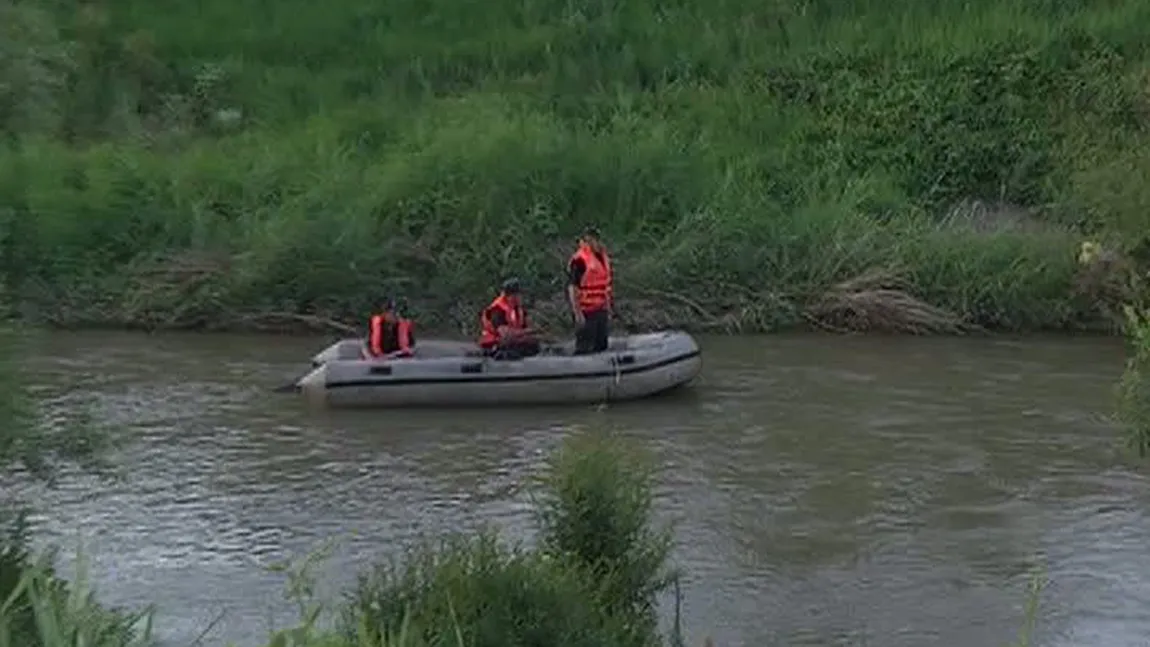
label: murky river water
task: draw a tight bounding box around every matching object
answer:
[10,331,1150,647]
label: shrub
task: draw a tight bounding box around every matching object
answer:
[1118,305,1150,457]
[343,432,675,647]
[533,432,674,642]
[0,535,154,647]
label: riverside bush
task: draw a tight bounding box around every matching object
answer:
[343,431,675,647]
[5,0,1150,333]
[533,433,673,639]
[1118,305,1150,457]
[0,325,149,647]
[0,546,152,647]
[343,533,645,647]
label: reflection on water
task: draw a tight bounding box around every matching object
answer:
[12,331,1150,647]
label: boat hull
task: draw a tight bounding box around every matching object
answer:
[294,331,702,408]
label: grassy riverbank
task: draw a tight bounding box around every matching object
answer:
[3,0,1150,335]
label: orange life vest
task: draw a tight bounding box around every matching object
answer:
[369,313,413,357]
[571,243,612,312]
[479,294,527,349]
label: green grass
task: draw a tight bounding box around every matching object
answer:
[2,0,1150,335]
[1118,304,1150,457]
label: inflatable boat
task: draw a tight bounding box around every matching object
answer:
[287,330,702,408]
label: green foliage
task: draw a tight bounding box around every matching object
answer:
[0,546,155,647]
[0,514,36,645]
[1006,568,1047,647]
[0,0,1147,332]
[1117,305,1150,457]
[0,1,73,140]
[259,539,345,647]
[533,432,674,641]
[0,324,120,481]
[0,325,36,472]
[0,320,142,647]
[343,432,674,647]
[345,533,637,647]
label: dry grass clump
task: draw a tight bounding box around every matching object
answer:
[804,267,974,335]
[1072,240,1145,327]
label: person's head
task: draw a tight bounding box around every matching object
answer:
[500,277,522,306]
[579,224,603,252]
[380,296,396,313]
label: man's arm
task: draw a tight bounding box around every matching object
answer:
[567,258,585,315]
[489,309,522,339]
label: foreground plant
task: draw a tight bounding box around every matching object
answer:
[0,324,122,483]
[0,549,154,647]
[0,322,150,647]
[1006,568,1047,647]
[1117,304,1150,457]
[341,431,675,647]
[533,430,676,642]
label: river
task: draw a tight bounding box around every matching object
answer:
[11,331,1150,647]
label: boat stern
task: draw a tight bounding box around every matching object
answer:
[310,339,365,367]
[295,363,331,406]
[679,348,703,384]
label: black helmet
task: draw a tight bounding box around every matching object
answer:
[501,277,521,294]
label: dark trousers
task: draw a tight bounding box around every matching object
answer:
[485,339,541,360]
[574,308,610,355]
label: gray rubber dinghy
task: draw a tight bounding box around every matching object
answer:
[290,330,702,408]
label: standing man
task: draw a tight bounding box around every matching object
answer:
[567,225,613,355]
